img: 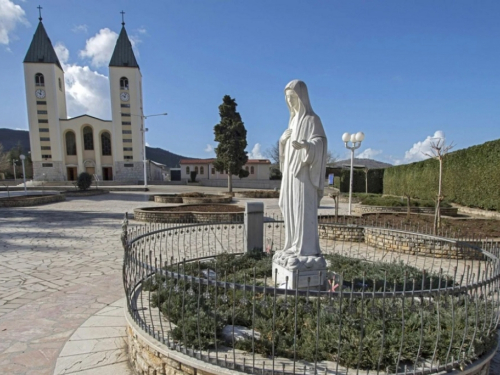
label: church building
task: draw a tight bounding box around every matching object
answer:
[23,15,145,182]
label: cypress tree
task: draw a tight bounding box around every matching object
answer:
[213,95,249,192]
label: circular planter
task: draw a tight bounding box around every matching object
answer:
[0,193,65,207]
[153,193,232,204]
[153,194,183,204]
[62,189,109,197]
[134,204,244,223]
[233,190,280,198]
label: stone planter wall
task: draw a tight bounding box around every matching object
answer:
[133,207,244,223]
[126,312,237,375]
[0,193,65,207]
[62,189,109,197]
[317,225,484,260]
[364,227,484,260]
[356,205,459,216]
[153,195,183,203]
[182,195,232,204]
[319,225,364,242]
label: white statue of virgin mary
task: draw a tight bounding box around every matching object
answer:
[273,80,328,273]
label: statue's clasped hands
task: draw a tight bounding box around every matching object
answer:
[281,128,309,151]
[292,140,309,151]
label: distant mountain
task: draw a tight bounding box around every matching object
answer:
[146,147,192,168]
[0,128,30,152]
[0,128,192,168]
[332,158,392,169]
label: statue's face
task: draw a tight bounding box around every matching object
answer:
[285,90,299,111]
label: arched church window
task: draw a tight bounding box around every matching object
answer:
[120,77,129,90]
[101,132,112,156]
[35,73,45,86]
[195,166,199,173]
[186,166,190,174]
[83,126,94,150]
[65,131,76,155]
[200,166,204,174]
[250,166,255,174]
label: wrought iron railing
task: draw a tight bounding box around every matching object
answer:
[122,213,500,374]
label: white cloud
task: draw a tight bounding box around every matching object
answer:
[54,42,69,64]
[204,144,214,153]
[403,131,445,163]
[146,142,150,147]
[79,28,118,68]
[0,0,29,46]
[55,42,111,119]
[72,24,88,34]
[357,148,382,159]
[137,27,147,35]
[248,143,264,159]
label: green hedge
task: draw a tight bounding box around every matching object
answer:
[338,169,384,194]
[383,139,500,211]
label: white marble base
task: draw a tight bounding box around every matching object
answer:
[272,261,327,289]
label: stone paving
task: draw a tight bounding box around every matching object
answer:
[0,187,498,374]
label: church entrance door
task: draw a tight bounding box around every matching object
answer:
[102,167,113,181]
[67,167,77,181]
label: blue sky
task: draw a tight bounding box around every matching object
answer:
[1,0,499,164]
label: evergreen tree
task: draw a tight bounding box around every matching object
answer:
[213,95,249,192]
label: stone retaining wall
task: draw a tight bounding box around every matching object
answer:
[126,312,236,375]
[153,195,183,203]
[0,193,65,207]
[318,225,484,260]
[356,205,459,216]
[364,227,484,260]
[200,179,281,189]
[319,225,364,242]
[133,207,244,223]
[62,189,109,197]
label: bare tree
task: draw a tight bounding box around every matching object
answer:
[264,140,280,165]
[326,150,337,165]
[424,139,454,234]
[0,143,11,176]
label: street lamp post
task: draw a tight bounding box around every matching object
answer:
[342,131,365,215]
[13,159,18,182]
[124,112,167,189]
[19,154,27,195]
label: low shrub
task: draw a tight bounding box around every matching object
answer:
[144,253,495,371]
[77,172,92,191]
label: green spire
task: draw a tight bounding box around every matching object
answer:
[109,26,139,68]
[23,20,62,70]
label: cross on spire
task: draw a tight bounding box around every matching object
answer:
[120,10,125,26]
[37,5,43,21]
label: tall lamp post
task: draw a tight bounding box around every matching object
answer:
[13,159,18,182]
[19,154,27,195]
[342,131,365,215]
[125,112,168,189]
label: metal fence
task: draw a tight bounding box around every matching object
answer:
[122,213,500,374]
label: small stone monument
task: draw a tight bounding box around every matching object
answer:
[272,80,328,289]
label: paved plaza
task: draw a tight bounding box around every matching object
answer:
[0,187,498,374]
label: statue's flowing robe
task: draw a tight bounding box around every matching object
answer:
[278,80,327,257]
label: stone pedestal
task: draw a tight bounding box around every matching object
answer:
[272,253,327,289]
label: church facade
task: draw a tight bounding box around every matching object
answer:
[23,17,145,182]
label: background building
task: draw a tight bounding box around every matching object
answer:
[23,17,145,182]
[179,158,271,181]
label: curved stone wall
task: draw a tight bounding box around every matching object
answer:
[133,206,244,223]
[0,193,65,207]
[62,189,109,197]
[319,225,484,260]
